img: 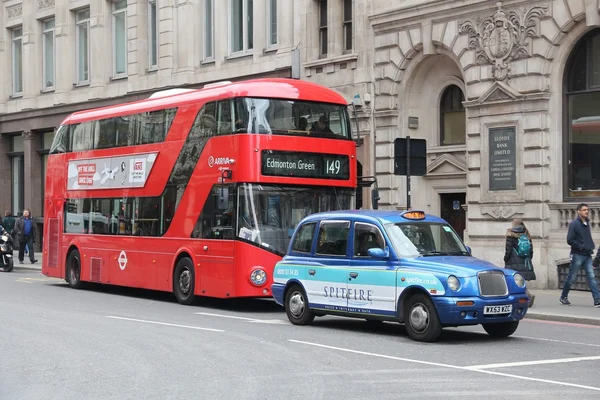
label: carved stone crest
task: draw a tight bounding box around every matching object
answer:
[481,204,521,220]
[38,0,55,11]
[7,4,23,19]
[459,2,548,81]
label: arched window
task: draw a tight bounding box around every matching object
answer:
[565,30,600,198]
[440,85,466,145]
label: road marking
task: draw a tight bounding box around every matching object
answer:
[464,355,600,370]
[289,339,600,392]
[525,318,600,329]
[515,335,600,348]
[195,311,288,325]
[106,316,224,332]
[15,277,61,283]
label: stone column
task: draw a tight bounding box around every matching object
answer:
[23,130,43,252]
[22,130,42,219]
[53,1,72,106]
[0,135,11,212]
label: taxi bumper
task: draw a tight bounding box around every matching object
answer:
[432,294,529,326]
[272,283,286,306]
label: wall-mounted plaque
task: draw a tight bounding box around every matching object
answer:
[489,127,516,190]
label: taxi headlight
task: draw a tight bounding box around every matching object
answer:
[514,273,525,288]
[250,268,267,286]
[447,275,460,291]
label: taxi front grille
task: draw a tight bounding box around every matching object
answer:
[478,271,508,297]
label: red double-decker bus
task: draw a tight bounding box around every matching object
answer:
[42,78,357,304]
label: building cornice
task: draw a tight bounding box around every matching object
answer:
[369,0,549,33]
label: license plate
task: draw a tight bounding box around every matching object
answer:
[484,304,512,315]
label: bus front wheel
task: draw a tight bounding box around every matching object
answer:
[173,257,195,305]
[66,249,82,289]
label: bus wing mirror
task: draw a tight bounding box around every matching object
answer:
[371,188,380,210]
[218,187,229,210]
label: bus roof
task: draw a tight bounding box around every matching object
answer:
[64,78,350,125]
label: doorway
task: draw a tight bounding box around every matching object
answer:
[440,193,466,240]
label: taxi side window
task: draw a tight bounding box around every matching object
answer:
[316,221,350,256]
[354,222,385,257]
[291,222,316,253]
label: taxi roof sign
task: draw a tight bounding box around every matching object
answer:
[401,210,426,220]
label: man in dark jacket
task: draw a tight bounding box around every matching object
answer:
[13,208,38,264]
[560,203,600,307]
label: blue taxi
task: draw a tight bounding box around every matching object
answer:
[271,210,529,342]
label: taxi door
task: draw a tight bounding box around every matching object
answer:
[307,220,351,313]
[347,222,397,317]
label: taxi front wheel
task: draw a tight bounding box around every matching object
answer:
[403,293,442,342]
[285,284,315,325]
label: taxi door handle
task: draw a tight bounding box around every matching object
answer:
[349,272,359,279]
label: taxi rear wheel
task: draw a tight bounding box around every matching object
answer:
[404,293,442,342]
[285,284,315,325]
[482,321,519,338]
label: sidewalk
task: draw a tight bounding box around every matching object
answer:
[8,252,600,325]
[527,289,600,326]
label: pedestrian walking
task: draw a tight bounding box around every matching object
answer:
[13,208,38,264]
[560,203,600,307]
[504,218,536,307]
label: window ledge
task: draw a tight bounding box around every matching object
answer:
[226,51,254,61]
[264,46,278,54]
[428,144,466,154]
[9,93,23,100]
[110,75,128,82]
[201,58,216,66]
[147,66,158,73]
[40,88,55,94]
[303,53,359,69]
[73,82,90,88]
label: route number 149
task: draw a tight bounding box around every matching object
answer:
[326,159,341,175]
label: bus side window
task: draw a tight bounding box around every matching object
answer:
[217,100,232,135]
[70,121,97,152]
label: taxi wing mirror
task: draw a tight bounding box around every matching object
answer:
[465,246,472,256]
[367,246,389,259]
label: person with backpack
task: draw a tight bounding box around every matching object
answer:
[504,218,536,307]
[560,203,600,307]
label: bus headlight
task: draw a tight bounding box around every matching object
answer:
[514,273,525,288]
[447,275,460,291]
[250,269,267,286]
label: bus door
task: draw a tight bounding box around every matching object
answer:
[45,196,66,275]
[194,185,236,297]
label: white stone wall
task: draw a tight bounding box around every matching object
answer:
[0,0,301,116]
[368,0,600,288]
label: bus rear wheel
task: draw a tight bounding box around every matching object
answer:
[173,257,195,305]
[66,249,82,289]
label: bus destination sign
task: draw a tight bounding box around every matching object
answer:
[261,150,350,180]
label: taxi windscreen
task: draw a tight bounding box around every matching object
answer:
[385,223,469,257]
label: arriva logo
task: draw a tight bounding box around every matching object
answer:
[208,156,232,168]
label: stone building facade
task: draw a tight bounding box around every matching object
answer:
[3,0,599,290]
[369,0,600,289]
[0,0,302,247]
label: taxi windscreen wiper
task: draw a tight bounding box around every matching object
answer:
[421,250,470,257]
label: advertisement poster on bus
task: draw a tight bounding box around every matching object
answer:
[67,152,158,190]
